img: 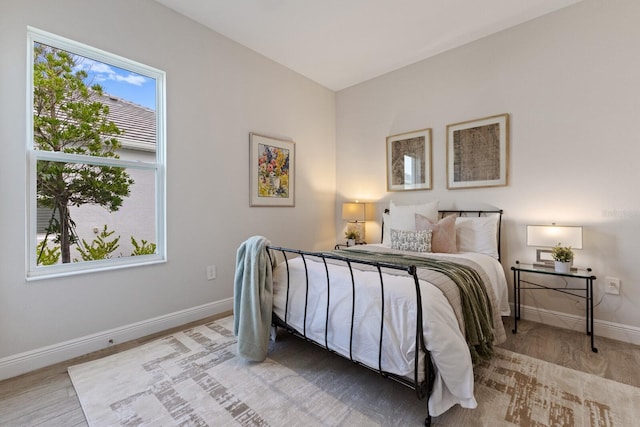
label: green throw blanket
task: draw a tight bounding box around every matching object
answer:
[330,249,495,362]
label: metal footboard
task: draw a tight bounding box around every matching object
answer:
[267,246,436,426]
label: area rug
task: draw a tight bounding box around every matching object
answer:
[68,316,639,426]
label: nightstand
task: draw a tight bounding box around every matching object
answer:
[511,260,598,352]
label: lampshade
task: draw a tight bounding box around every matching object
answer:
[526,225,583,249]
[342,202,367,222]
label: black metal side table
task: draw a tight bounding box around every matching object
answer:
[511,260,598,352]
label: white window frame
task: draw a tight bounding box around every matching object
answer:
[26,27,167,280]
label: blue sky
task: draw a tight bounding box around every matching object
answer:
[76,58,156,110]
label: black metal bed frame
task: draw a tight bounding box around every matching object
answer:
[267,209,503,426]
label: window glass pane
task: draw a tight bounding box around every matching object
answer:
[33,42,156,156]
[36,159,156,265]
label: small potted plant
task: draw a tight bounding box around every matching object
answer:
[345,227,360,247]
[551,243,574,273]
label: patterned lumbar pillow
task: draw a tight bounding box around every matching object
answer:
[390,228,432,253]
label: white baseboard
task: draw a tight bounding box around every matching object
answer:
[511,303,640,346]
[0,298,233,381]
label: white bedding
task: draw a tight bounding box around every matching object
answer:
[271,244,509,417]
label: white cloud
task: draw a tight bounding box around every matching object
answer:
[89,62,117,76]
[76,59,115,76]
[76,58,146,87]
[114,74,146,86]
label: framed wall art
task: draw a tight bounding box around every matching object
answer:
[249,133,295,207]
[386,128,432,191]
[446,113,509,189]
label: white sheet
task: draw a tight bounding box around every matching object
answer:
[272,245,509,417]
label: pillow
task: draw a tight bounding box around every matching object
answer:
[455,216,499,258]
[415,213,457,253]
[390,228,432,253]
[388,200,439,232]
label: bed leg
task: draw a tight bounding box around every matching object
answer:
[424,414,431,426]
[270,325,277,342]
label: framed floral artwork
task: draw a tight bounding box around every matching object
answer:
[446,114,509,189]
[386,128,432,191]
[250,133,295,206]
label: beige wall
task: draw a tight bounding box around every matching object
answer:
[0,0,336,373]
[336,0,640,334]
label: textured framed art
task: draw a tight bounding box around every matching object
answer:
[249,133,295,206]
[446,113,509,189]
[386,128,432,191]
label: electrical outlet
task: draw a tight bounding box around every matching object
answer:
[207,265,216,280]
[605,277,620,295]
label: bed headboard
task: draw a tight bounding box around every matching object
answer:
[382,208,504,261]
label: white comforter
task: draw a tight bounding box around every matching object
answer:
[271,245,509,417]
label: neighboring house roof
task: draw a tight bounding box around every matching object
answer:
[100,94,156,152]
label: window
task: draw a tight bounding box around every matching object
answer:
[403,154,421,185]
[27,27,166,279]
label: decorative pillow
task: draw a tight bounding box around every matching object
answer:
[455,215,499,258]
[388,200,439,232]
[390,228,432,253]
[415,213,457,253]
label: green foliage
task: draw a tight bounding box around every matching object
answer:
[36,240,61,266]
[551,243,574,262]
[33,43,133,264]
[75,225,120,261]
[344,225,360,240]
[130,236,156,256]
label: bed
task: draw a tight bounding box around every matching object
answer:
[243,205,509,426]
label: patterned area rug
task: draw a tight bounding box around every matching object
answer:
[68,317,639,426]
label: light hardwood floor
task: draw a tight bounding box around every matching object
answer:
[1,314,639,426]
[499,317,640,388]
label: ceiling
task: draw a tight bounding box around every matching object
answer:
[154,0,582,91]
